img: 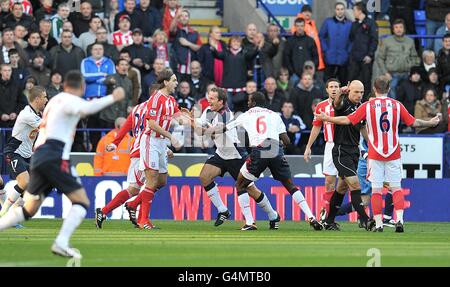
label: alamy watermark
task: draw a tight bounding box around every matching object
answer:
[366,248,381,267]
[67,0,81,13]
[366,0,381,13]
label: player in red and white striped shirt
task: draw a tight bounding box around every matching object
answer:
[134,68,190,229]
[304,79,339,221]
[95,102,149,228]
[317,76,440,232]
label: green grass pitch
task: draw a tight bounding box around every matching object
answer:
[0,219,449,267]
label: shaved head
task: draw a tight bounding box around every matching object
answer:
[348,80,364,104]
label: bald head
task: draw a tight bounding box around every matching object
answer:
[115,117,126,129]
[348,80,364,104]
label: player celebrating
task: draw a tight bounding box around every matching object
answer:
[218,92,322,230]
[304,78,339,222]
[95,101,148,228]
[0,71,125,259]
[192,87,280,230]
[127,68,190,230]
[320,80,372,231]
[0,87,48,217]
[316,76,440,232]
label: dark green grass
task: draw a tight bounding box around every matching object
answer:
[0,219,449,267]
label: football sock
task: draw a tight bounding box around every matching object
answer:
[291,189,314,219]
[0,207,27,230]
[0,185,23,216]
[392,189,405,224]
[55,204,87,249]
[336,202,354,216]
[139,188,155,225]
[255,193,278,221]
[326,192,345,224]
[323,190,335,215]
[237,192,254,225]
[350,190,369,221]
[371,191,383,228]
[127,192,142,210]
[384,192,394,218]
[205,182,227,213]
[102,189,131,215]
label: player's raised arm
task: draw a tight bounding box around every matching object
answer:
[315,111,352,125]
[412,116,441,128]
[75,87,125,118]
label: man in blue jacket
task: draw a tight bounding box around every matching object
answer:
[319,2,352,84]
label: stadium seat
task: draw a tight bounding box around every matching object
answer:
[414,10,427,47]
[445,85,450,94]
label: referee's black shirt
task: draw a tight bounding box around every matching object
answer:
[333,97,364,146]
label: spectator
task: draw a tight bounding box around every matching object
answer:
[45,70,62,99]
[141,57,165,102]
[276,67,293,100]
[0,28,28,66]
[164,0,181,41]
[319,1,352,83]
[419,50,437,81]
[68,1,94,38]
[49,30,85,78]
[376,18,420,99]
[81,43,116,99]
[27,52,51,87]
[242,23,258,76]
[389,0,417,35]
[434,12,450,55]
[197,26,225,86]
[262,76,285,112]
[61,18,81,47]
[283,17,319,86]
[119,49,141,106]
[34,0,56,23]
[292,4,325,71]
[236,80,257,114]
[9,48,28,88]
[4,2,35,30]
[289,72,323,129]
[437,34,450,92]
[93,117,132,176]
[25,30,51,67]
[303,60,326,94]
[252,32,278,89]
[188,60,210,101]
[104,0,120,33]
[171,9,202,80]
[211,35,258,112]
[22,75,36,100]
[267,23,285,78]
[279,101,306,154]
[138,0,162,43]
[152,28,170,68]
[79,16,103,52]
[100,58,133,128]
[112,14,133,51]
[12,0,33,15]
[397,66,424,118]
[124,28,154,76]
[423,68,442,98]
[50,2,70,43]
[198,82,217,112]
[0,0,9,29]
[87,26,120,63]
[114,0,142,31]
[39,19,58,51]
[176,80,195,110]
[13,24,27,49]
[0,64,27,128]
[414,88,446,133]
[348,2,378,98]
[425,0,450,50]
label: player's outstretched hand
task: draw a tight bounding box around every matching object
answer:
[112,87,125,102]
[303,147,311,163]
[106,143,117,152]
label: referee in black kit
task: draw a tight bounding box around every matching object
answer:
[321,80,373,231]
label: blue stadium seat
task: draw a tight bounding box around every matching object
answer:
[414,10,427,47]
[445,85,450,94]
[414,10,426,23]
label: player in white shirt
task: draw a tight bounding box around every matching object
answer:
[0,71,125,259]
[0,87,48,218]
[222,92,323,230]
[191,88,280,230]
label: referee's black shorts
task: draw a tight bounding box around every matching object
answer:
[332,144,359,178]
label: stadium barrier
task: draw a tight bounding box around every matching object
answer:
[1,176,449,222]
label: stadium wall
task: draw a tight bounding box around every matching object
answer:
[2,177,449,222]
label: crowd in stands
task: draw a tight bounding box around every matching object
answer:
[0,0,449,156]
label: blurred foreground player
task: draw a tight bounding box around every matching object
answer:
[317,76,440,232]
[0,71,125,258]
